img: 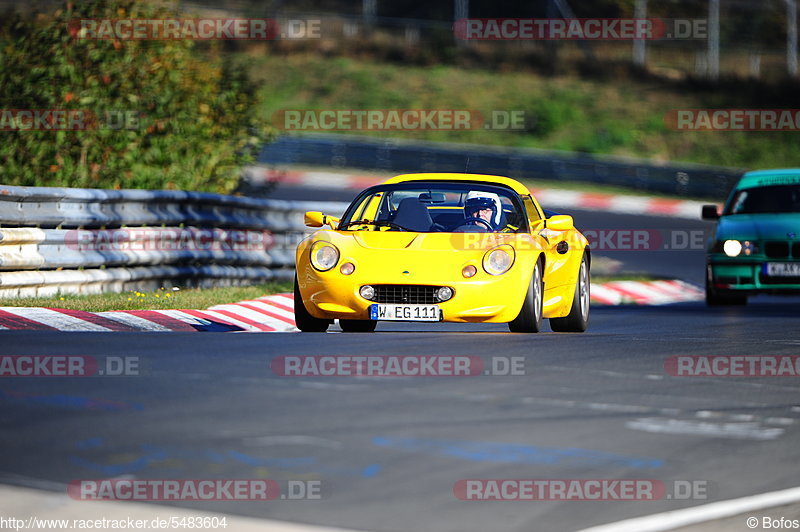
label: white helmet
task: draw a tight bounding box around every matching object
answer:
[464,191,502,227]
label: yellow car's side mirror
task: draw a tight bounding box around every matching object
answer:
[304,211,340,229]
[304,211,325,227]
[546,215,574,231]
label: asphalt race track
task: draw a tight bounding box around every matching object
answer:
[1,180,799,532]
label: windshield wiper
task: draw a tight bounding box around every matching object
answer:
[339,219,409,231]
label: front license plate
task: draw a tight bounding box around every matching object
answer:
[764,262,800,277]
[369,304,441,322]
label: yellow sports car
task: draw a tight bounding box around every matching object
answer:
[294,173,590,333]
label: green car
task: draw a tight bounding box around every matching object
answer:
[702,169,800,305]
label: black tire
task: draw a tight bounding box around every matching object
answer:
[293,276,330,332]
[508,258,544,333]
[339,319,377,332]
[549,253,590,333]
[705,267,747,306]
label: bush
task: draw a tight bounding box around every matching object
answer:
[0,0,272,192]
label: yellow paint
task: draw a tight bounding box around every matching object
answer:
[297,173,588,323]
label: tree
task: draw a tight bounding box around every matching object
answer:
[0,0,271,192]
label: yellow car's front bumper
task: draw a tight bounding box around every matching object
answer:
[299,268,526,323]
[297,249,574,323]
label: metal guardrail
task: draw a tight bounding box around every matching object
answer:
[0,185,344,229]
[0,266,297,298]
[0,184,349,298]
[259,133,744,199]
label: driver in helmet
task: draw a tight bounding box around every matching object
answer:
[455,191,504,232]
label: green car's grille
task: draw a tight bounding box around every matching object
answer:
[765,241,790,258]
[719,275,754,285]
[764,241,800,259]
[760,273,800,285]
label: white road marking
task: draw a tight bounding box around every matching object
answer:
[765,417,794,425]
[625,417,785,440]
[576,485,800,532]
[242,435,344,449]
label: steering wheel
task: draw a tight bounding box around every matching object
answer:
[462,217,494,231]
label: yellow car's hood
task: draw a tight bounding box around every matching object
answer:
[350,231,527,251]
[352,231,420,249]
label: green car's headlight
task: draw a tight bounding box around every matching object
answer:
[720,239,758,257]
[723,240,742,257]
[310,241,340,271]
[483,245,515,276]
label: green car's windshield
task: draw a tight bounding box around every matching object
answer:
[725,185,800,215]
[339,182,528,233]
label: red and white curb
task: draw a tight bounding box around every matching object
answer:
[0,294,297,333]
[531,189,707,219]
[589,279,704,306]
[0,281,702,331]
[247,167,713,220]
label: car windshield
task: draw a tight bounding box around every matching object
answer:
[725,184,800,215]
[338,182,527,233]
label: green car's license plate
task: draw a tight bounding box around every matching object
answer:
[764,262,800,277]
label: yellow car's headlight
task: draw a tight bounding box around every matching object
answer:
[482,246,514,276]
[310,241,340,271]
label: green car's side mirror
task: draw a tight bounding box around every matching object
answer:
[701,205,720,220]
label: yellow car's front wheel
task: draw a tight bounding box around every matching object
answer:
[508,259,544,333]
[550,253,590,333]
[294,276,331,332]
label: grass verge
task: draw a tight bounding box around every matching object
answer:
[0,281,293,312]
[250,53,797,171]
